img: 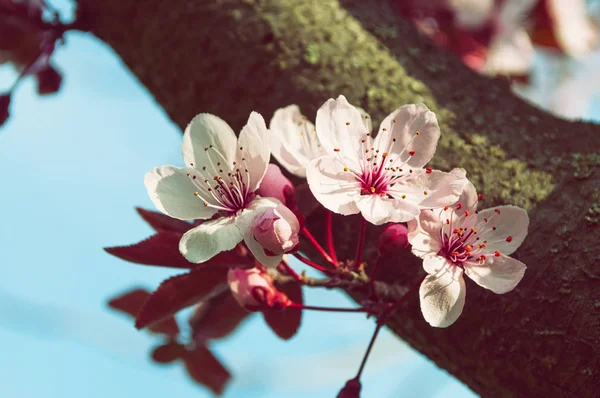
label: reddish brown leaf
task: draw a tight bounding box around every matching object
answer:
[136,268,228,330]
[136,207,192,233]
[105,232,193,268]
[189,290,251,342]
[263,281,303,340]
[151,342,186,364]
[108,288,180,336]
[183,345,231,396]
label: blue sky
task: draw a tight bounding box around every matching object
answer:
[5,2,581,397]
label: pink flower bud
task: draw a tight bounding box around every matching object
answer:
[252,204,300,256]
[227,267,290,311]
[0,94,10,126]
[378,223,409,255]
[256,164,298,211]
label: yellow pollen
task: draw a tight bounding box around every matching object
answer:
[193,192,199,196]
[423,191,428,195]
[382,152,388,157]
[415,130,420,135]
[343,167,349,172]
[393,119,397,123]
[401,194,406,199]
[345,122,350,125]
[382,128,387,132]
[471,227,477,233]
[369,187,376,193]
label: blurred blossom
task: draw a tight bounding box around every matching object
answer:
[227,267,291,311]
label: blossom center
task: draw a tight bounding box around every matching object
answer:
[437,206,510,267]
[187,145,255,215]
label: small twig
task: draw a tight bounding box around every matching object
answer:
[288,302,368,313]
[301,227,336,266]
[292,253,330,274]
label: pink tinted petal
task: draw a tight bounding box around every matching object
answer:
[377,103,440,168]
[179,217,243,263]
[306,156,361,215]
[465,254,526,294]
[548,0,598,57]
[315,95,366,158]
[182,113,237,169]
[419,267,466,328]
[144,165,217,220]
[476,205,529,255]
[356,195,420,225]
[237,112,270,192]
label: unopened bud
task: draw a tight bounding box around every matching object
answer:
[256,164,298,211]
[378,223,409,255]
[337,379,362,398]
[227,267,290,311]
[252,204,300,256]
[36,65,62,95]
[0,94,11,126]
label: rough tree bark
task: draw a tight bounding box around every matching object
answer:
[74,0,600,396]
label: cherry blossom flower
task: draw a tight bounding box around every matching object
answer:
[306,95,468,225]
[227,267,291,311]
[144,112,285,268]
[408,181,529,327]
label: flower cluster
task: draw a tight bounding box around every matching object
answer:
[109,95,529,396]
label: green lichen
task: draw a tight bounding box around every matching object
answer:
[303,43,320,64]
[571,152,600,180]
[585,203,600,225]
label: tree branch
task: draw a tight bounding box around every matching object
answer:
[75,0,600,395]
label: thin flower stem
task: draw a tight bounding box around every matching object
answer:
[325,211,339,266]
[292,253,330,274]
[301,227,336,266]
[279,260,303,282]
[369,255,382,300]
[288,302,368,313]
[355,218,367,267]
[355,317,384,380]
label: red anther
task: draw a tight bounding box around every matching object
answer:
[471,227,477,233]
[494,250,501,257]
[492,227,497,231]
[446,219,450,224]
[477,254,486,262]
[426,167,433,174]
[464,210,470,217]
[465,245,472,251]
[506,236,513,242]
[334,148,341,152]
[444,206,449,211]
[478,244,486,249]
[456,203,463,210]
[484,218,488,222]
[451,251,459,256]
[494,209,501,214]
[477,193,483,201]
[409,150,415,156]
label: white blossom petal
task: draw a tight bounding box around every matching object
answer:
[465,254,526,294]
[420,267,466,328]
[182,113,237,170]
[355,195,419,225]
[423,255,451,275]
[179,216,243,263]
[268,105,312,177]
[237,112,270,192]
[548,0,598,58]
[413,168,468,208]
[315,95,367,159]
[476,205,529,255]
[408,211,443,258]
[144,165,217,220]
[377,103,440,169]
[306,155,361,215]
[455,179,479,213]
[235,197,283,268]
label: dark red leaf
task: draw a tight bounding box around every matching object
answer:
[182,345,231,396]
[105,232,194,268]
[151,342,185,364]
[136,268,228,330]
[108,288,180,337]
[36,64,62,95]
[189,290,251,342]
[136,207,192,233]
[263,281,303,340]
